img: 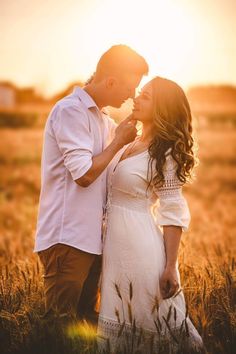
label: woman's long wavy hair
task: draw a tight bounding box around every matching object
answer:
[147,77,196,189]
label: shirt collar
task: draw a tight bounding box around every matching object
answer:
[73,86,98,109]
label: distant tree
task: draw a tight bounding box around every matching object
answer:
[187,85,236,105]
[50,81,84,102]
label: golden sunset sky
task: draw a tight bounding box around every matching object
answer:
[1,0,235,97]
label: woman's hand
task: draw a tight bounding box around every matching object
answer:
[160,266,179,299]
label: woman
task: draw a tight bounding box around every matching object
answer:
[97,77,204,353]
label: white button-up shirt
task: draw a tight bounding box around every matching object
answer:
[34,87,116,254]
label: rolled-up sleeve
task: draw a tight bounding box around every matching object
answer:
[53,105,93,180]
[154,155,191,231]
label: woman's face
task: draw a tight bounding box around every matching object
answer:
[132,82,154,123]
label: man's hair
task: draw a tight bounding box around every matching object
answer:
[94,45,148,82]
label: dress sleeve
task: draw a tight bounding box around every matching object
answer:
[153,155,191,231]
[53,105,93,180]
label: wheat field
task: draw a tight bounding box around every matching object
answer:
[0,115,235,354]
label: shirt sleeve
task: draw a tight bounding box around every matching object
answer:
[53,105,93,180]
[153,155,191,231]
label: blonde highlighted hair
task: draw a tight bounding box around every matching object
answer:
[147,77,196,188]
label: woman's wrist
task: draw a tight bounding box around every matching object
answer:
[165,262,177,270]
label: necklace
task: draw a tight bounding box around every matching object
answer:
[120,138,149,161]
[125,139,139,156]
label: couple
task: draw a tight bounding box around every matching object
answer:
[34,45,204,352]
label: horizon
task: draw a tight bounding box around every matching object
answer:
[2,78,236,100]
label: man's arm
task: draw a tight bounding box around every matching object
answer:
[75,117,137,187]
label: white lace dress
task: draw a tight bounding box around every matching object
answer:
[97,149,204,353]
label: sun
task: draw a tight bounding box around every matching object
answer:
[69,0,198,90]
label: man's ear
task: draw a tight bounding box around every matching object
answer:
[105,76,117,89]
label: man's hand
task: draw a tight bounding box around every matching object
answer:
[114,115,137,148]
[159,266,179,299]
[75,115,137,187]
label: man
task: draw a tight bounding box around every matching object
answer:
[34,45,148,324]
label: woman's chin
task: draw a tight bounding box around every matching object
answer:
[132,112,141,120]
[133,116,145,124]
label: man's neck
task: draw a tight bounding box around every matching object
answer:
[83,85,105,110]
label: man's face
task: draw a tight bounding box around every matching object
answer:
[108,74,143,108]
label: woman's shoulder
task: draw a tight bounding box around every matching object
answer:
[163,149,177,174]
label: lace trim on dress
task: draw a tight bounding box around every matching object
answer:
[154,155,184,199]
[156,178,183,198]
[97,316,204,353]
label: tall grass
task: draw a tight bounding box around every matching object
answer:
[0,117,235,353]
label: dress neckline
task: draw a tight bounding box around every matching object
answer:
[118,148,148,165]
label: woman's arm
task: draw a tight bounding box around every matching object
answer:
[159,225,182,299]
[155,155,190,299]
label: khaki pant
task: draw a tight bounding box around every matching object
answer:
[38,243,102,322]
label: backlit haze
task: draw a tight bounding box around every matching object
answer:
[1,0,235,97]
